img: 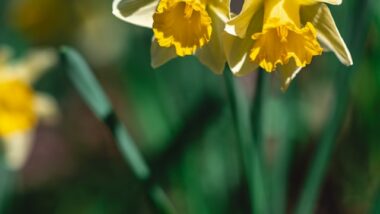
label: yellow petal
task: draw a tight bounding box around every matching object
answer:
[0,80,37,137]
[296,0,342,5]
[3,131,34,170]
[153,0,212,56]
[301,3,352,65]
[34,93,59,125]
[0,49,56,84]
[224,32,259,76]
[0,46,12,65]
[250,22,323,72]
[112,0,159,28]
[225,0,263,38]
[196,6,228,74]
[277,59,302,91]
[224,9,262,75]
[208,0,230,17]
[21,49,57,83]
[150,38,177,68]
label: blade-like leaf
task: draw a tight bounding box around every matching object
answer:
[60,47,175,214]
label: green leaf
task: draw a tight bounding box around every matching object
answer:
[60,47,175,214]
[294,0,372,213]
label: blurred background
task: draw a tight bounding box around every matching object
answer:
[0,0,379,213]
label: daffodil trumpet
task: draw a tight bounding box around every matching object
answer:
[113,0,230,73]
[224,0,352,90]
[0,47,58,170]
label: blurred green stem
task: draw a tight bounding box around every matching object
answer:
[0,158,14,214]
[272,138,293,214]
[294,0,371,213]
[372,189,380,214]
[294,74,349,214]
[61,47,175,214]
[224,70,268,214]
[251,70,264,146]
[272,90,299,214]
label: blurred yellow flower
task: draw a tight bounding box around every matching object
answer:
[0,80,36,136]
[9,0,78,45]
[113,0,230,73]
[0,47,58,170]
[224,0,352,90]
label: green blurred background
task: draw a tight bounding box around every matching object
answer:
[0,0,380,213]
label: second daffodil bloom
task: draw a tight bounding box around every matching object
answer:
[224,0,353,90]
[113,0,230,73]
[0,47,58,170]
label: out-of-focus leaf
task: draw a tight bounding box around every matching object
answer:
[60,47,175,214]
[295,0,372,213]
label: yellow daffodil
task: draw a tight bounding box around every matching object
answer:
[113,0,230,73]
[0,47,58,170]
[224,0,352,90]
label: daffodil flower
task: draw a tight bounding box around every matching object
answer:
[113,0,230,73]
[0,47,58,170]
[224,0,353,90]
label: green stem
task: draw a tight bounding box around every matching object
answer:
[0,158,14,213]
[251,70,264,146]
[372,189,380,214]
[223,70,268,214]
[60,47,175,214]
[271,89,298,214]
[294,75,349,214]
[294,0,371,213]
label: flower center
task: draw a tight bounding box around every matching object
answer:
[0,80,36,136]
[153,0,212,56]
[249,0,323,72]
